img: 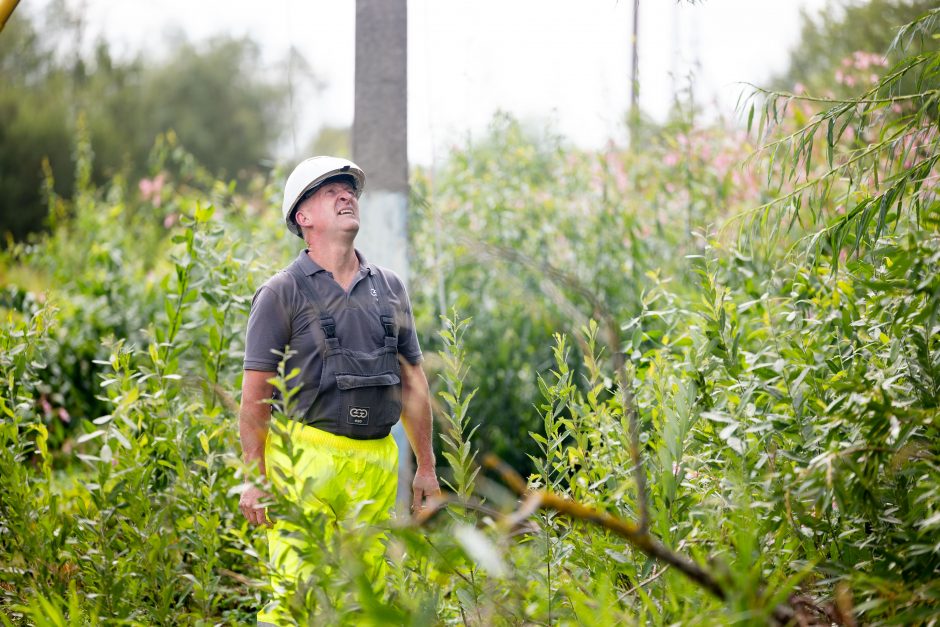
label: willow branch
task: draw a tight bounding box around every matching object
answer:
[483,454,726,601]
[727,124,928,232]
[618,566,669,601]
[617,366,649,532]
[468,237,620,349]
[744,83,938,107]
[0,0,22,33]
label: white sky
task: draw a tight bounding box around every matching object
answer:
[29,0,828,165]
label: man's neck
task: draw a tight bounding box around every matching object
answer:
[305,238,360,288]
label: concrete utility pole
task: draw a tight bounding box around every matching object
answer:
[352,0,413,510]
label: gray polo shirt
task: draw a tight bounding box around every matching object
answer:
[244,249,422,421]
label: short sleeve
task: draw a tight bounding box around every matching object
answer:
[388,273,423,365]
[243,285,292,371]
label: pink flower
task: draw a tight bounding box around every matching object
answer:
[163,213,178,229]
[713,153,733,172]
[139,173,167,207]
[58,408,70,424]
[852,51,886,70]
[853,51,871,70]
[664,152,680,167]
[794,82,806,95]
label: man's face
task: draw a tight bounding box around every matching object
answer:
[294,179,359,237]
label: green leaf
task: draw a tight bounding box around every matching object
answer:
[76,429,106,444]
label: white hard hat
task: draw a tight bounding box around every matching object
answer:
[281,156,366,237]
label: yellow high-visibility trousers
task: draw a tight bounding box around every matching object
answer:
[257,418,398,626]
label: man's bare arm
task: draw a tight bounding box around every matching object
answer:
[238,369,275,526]
[399,357,441,511]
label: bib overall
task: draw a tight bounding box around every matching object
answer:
[285,259,403,439]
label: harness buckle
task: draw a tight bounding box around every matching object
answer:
[380,314,396,338]
[320,314,336,339]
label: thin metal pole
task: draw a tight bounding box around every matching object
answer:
[630,0,640,114]
[629,0,641,148]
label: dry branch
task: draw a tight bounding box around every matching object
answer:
[482,454,726,601]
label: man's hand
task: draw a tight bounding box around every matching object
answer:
[240,484,272,526]
[412,466,441,512]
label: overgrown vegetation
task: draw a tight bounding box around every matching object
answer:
[0,0,288,243]
[1,5,938,626]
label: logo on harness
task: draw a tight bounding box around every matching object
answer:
[348,406,370,425]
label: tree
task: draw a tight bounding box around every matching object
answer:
[0,11,74,242]
[0,6,290,243]
[137,37,285,179]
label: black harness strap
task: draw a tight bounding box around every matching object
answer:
[287,259,395,341]
[285,261,337,338]
[285,260,322,315]
[368,271,398,339]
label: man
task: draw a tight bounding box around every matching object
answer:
[238,156,440,625]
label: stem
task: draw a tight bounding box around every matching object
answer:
[618,566,669,602]
[748,85,938,107]
[546,515,552,626]
[209,306,229,409]
[617,367,649,533]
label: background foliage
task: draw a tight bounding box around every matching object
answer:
[1,2,938,625]
[0,0,287,243]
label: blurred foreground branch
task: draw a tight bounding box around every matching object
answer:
[478,454,848,625]
[0,0,21,33]
[481,454,726,600]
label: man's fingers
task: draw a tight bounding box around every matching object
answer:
[240,499,268,526]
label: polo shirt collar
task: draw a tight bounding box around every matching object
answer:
[297,249,375,276]
[355,249,376,276]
